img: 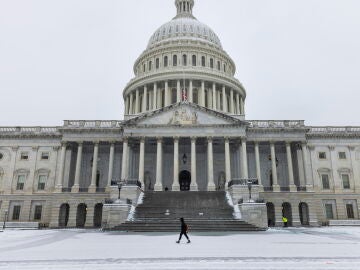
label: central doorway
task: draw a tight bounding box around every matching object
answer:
[179,170,191,191]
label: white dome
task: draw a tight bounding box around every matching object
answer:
[147,17,222,49]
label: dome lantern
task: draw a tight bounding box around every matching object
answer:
[175,0,195,19]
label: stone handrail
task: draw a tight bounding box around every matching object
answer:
[248,120,305,128]
[309,126,360,134]
[63,120,123,128]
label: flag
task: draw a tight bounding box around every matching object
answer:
[182,88,187,101]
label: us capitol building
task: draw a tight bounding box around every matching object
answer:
[0,0,359,230]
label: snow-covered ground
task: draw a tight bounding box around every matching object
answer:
[0,227,360,269]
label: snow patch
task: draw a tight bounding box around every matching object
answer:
[137,192,144,205]
[226,191,242,219]
[127,192,145,221]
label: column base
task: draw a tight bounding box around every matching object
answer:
[306,185,314,192]
[154,185,163,191]
[54,186,63,193]
[289,185,297,192]
[88,185,96,193]
[172,185,180,191]
[258,185,264,192]
[207,185,216,191]
[190,185,198,191]
[105,186,113,193]
[71,185,80,193]
[272,185,281,192]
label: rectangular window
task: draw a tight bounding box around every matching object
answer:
[34,205,42,220]
[342,174,350,189]
[325,204,334,219]
[321,174,330,189]
[318,152,326,159]
[38,175,47,190]
[20,152,29,160]
[338,152,347,159]
[41,152,49,160]
[16,175,25,190]
[12,205,21,220]
[346,204,355,219]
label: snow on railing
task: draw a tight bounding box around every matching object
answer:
[309,126,360,134]
[63,120,123,128]
[0,126,59,134]
[248,120,305,128]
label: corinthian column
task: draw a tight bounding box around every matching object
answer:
[207,137,216,191]
[165,81,170,106]
[230,89,234,114]
[55,142,67,192]
[154,137,163,191]
[153,83,157,110]
[254,142,262,188]
[241,139,248,179]
[72,142,83,193]
[121,138,128,180]
[286,142,296,192]
[129,93,133,114]
[172,137,180,191]
[142,85,148,112]
[135,89,139,114]
[224,138,231,188]
[212,83,217,110]
[201,81,205,106]
[189,80,193,103]
[106,142,115,191]
[138,138,145,189]
[190,137,198,191]
[177,80,181,103]
[236,94,240,115]
[222,85,227,112]
[89,142,99,193]
[270,142,280,191]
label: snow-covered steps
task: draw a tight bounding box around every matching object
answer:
[111,191,265,232]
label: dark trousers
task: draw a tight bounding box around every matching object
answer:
[178,232,190,241]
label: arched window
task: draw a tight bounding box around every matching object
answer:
[201,56,206,67]
[149,61,152,71]
[173,55,177,66]
[143,64,146,72]
[156,58,159,69]
[217,61,221,70]
[210,58,214,68]
[183,54,187,66]
[164,56,168,67]
[192,55,196,66]
[223,64,226,72]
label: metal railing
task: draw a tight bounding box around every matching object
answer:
[228,178,259,187]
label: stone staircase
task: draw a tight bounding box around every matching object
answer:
[113,191,264,232]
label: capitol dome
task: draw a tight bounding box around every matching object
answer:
[123,0,246,120]
[147,17,222,50]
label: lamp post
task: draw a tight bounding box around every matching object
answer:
[2,210,8,230]
[116,179,126,202]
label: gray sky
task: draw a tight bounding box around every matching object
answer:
[0,0,359,127]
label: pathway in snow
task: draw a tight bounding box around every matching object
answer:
[0,227,359,269]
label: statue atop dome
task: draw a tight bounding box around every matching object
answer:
[175,0,195,19]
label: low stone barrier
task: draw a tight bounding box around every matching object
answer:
[3,222,39,229]
[329,220,360,226]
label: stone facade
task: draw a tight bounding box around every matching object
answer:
[0,0,359,228]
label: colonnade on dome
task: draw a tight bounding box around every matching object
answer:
[124,79,245,116]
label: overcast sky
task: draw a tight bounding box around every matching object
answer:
[0,0,359,127]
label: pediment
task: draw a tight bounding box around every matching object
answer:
[124,102,247,127]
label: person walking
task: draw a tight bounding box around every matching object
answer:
[176,218,190,244]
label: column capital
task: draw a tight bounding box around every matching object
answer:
[60,141,68,147]
[32,146,39,151]
[156,137,163,143]
[254,141,260,146]
[140,137,146,143]
[328,145,335,151]
[207,137,213,143]
[269,141,276,146]
[52,146,60,151]
[224,137,230,143]
[108,140,117,145]
[93,141,100,146]
[123,137,129,143]
[285,141,292,147]
[190,136,197,142]
[76,141,84,146]
[173,136,180,142]
[348,146,356,151]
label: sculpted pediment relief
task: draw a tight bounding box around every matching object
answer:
[126,102,246,126]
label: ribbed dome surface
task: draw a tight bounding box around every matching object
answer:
[147,17,222,49]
